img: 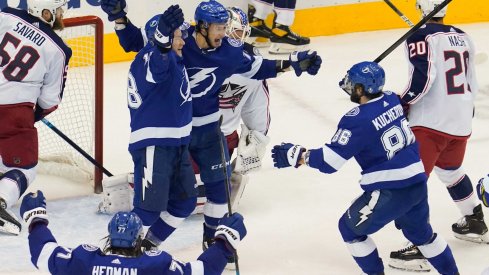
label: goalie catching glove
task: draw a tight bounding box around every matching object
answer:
[20,190,48,233]
[233,124,270,175]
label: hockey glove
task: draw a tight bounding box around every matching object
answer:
[215,213,247,251]
[234,124,271,175]
[20,190,48,233]
[154,5,184,50]
[101,0,127,21]
[271,143,306,168]
[477,176,489,207]
[34,104,57,122]
[289,50,321,76]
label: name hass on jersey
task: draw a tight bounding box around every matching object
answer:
[401,23,478,137]
[307,92,427,191]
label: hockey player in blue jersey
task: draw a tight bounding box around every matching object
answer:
[271,61,459,275]
[21,190,247,275]
[101,0,322,258]
[125,5,199,249]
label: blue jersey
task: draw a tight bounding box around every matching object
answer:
[115,20,277,132]
[127,44,192,151]
[183,26,276,131]
[29,224,231,275]
[307,92,427,191]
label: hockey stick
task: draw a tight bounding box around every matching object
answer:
[382,0,488,65]
[374,0,452,63]
[216,116,240,274]
[41,118,113,177]
[383,0,414,27]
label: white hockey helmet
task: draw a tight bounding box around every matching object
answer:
[416,0,447,18]
[27,0,68,26]
[226,7,251,45]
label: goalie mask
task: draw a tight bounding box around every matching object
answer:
[226,7,251,46]
[27,0,68,27]
[416,0,447,18]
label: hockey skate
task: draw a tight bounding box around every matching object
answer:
[452,204,489,243]
[230,172,249,212]
[269,13,310,55]
[0,198,21,235]
[246,4,273,48]
[388,244,431,272]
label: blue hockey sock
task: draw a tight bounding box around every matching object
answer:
[346,236,384,274]
[418,234,458,274]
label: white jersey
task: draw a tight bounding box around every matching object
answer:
[0,7,71,109]
[219,74,270,136]
[401,23,477,137]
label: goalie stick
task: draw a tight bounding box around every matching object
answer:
[382,0,488,65]
[41,118,113,180]
[374,0,452,63]
[216,116,240,274]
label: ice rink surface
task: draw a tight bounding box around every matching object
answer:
[1,22,489,274]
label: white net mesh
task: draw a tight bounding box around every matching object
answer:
[36,20,98,183]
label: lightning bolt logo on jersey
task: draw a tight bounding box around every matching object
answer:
[182,26,278,128]
[127,43,192,151]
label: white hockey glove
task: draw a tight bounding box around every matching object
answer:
[233,124,270,175]
[97,173,134,214]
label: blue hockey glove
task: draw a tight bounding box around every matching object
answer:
[101,0,127,21]
[154,5,184,50]
[20,190,48,232]
[289,50,321,76]
[215,213,247,251]
[271,143,306,168]
[477,176,489,207]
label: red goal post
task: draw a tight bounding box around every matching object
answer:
[37,16,104,193]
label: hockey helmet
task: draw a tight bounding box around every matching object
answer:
[416,0,447,18]
[226,7,251,45]
[108,211,143,248]
[144,14,189,44]
[195,0,229,27]
[345,61,385,95]
[27,0,67,26]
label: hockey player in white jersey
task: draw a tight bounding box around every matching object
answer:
[389,0,488,272]
[0,0,71,235]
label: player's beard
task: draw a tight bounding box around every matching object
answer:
[52,18,65,31]
[350,89,362,104]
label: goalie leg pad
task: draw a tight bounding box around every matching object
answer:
[97,173,134,215]
[230,172,249,212]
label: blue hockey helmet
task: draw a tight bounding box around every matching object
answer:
[144,14,189,44]
[346,61,385,94]
[144,14,160,43]
[108,212,143,248]
[195,0,229,26]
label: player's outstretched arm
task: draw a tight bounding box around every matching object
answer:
[271,143,307,168]
[193,213,247,275]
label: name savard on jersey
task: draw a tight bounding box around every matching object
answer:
[12,21,46,46]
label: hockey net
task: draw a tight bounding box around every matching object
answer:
[35,16,104,193]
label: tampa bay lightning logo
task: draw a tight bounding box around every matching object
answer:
[187,67,218,98]
[345,107,360,117]
[180,68,192,105]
